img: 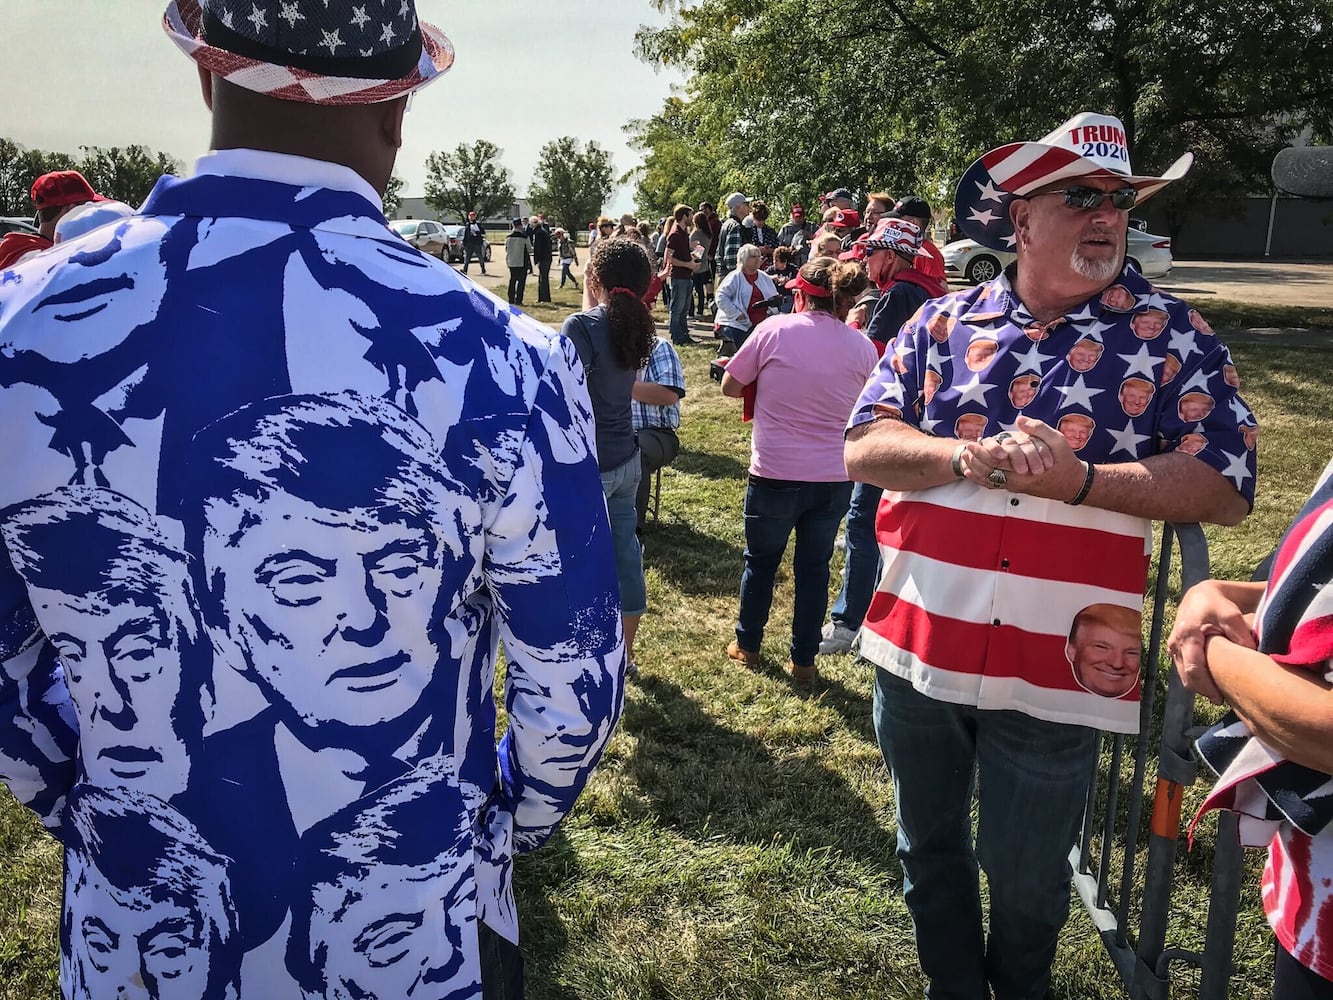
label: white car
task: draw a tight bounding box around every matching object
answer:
[943,228,1174,284]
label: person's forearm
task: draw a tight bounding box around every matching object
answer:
[1080,453,1249,526]
[1208,638,1333,774]
[632,381,680,405]
[845,418,964,491]
[720,371,747,398]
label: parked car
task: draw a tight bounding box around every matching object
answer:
[0,217,39,238]
[943,227,1173,284]
[441,224,492,264]
[388,218,449,258]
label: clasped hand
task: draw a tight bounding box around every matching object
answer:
[957,415,1085,500]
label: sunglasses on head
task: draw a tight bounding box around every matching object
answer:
[1033,185,1139,210]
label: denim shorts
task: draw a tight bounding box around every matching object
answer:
[600,451,647,616]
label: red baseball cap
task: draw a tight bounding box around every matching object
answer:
[31,171,105,212]
[791,204,804,217]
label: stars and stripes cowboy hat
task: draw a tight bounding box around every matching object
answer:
[163,0,454,106]
[954,112,1192,251]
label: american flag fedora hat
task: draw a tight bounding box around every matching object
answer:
[163,0,454,106]
[954,112,1192,251]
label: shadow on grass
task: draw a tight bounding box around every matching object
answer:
[620,673,900,874]
[642,518,745,596]
[513,830,581,1000]
[1227,342,1333,421]
[670,447,750,482]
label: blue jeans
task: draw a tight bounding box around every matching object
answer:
[830,481,883,630]
[601,452,646,616]
[669,277,694,343]
[736,476,853,665]
[873,669,1098,999]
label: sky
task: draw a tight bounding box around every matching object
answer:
[0,0,683,216]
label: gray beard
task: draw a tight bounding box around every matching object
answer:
[1070,248,1122,283]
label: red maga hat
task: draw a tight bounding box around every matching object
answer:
[31,171,105,212]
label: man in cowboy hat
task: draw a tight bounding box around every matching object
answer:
[0,3,626,998]
[843,112,1258,999]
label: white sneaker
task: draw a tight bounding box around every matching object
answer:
[818,622,859,655]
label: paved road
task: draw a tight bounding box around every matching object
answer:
[1156,260,1332,308]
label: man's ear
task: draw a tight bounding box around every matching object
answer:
[1009,198,1030,247]
[198,65,215,110]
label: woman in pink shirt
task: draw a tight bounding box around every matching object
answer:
[719,257,878,681]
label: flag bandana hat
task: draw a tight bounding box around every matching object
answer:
[954,112,1193,252]
[864,217,924,257]
[163,0,455,106]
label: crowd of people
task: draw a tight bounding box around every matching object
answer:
[0,3,1327,1000]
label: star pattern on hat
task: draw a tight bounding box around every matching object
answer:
[1117,343,1162,378]
[969,207,1000,227]
[975,178,1005,204]
[320,28,343,53]
[1056,374,1105,410]
[1107,420,1151,457]
[350,5,370,29]
[279,1,304,27]
[247,4,267,32]
[380,21,397,44]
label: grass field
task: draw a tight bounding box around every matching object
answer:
[0,283,1329,999]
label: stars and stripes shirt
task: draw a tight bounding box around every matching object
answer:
[1194,457,1333,978]
[849,265,1257,734]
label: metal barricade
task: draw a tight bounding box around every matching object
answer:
[1069,522,1244,1000]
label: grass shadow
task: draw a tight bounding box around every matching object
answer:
[620,673,900,876]
[642,518,745,597]
[669,448,750,482]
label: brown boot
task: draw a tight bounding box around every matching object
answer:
[726,640,760,666]
[787,659,817,682]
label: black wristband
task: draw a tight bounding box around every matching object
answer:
[1067,461,1096,506]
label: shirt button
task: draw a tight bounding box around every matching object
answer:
[1001,559,1010,569]
[1010,498,1020,507]
[992,618,1001,627]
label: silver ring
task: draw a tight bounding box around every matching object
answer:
[993,431,1014,444]
[988,469,1008,487]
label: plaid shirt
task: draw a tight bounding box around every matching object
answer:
[714,215,747,277]
[631,337,685,431]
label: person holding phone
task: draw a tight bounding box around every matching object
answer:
[713,244,780,355]
[718,257,878,682]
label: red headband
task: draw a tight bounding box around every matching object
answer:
[608,286,640,299]
[785,274,833,298]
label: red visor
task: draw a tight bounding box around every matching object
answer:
[785,274,833,298]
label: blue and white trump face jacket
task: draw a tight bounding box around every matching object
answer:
[0,149,626,1000]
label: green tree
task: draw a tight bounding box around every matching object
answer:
[624,96,729,215]
[528,137,616,234]
[424,140,516,222]
[633,0,1333,236]
[76,145,182,206]
[0,140,77,216]
[382,172,405,218]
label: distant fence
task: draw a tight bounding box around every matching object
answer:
[1070,522,1245,1000]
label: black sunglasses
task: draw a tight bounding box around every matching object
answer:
[1032,186,1139,211]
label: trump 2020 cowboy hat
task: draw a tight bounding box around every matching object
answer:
[954,112,1192,251]
[163,0,454,106]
